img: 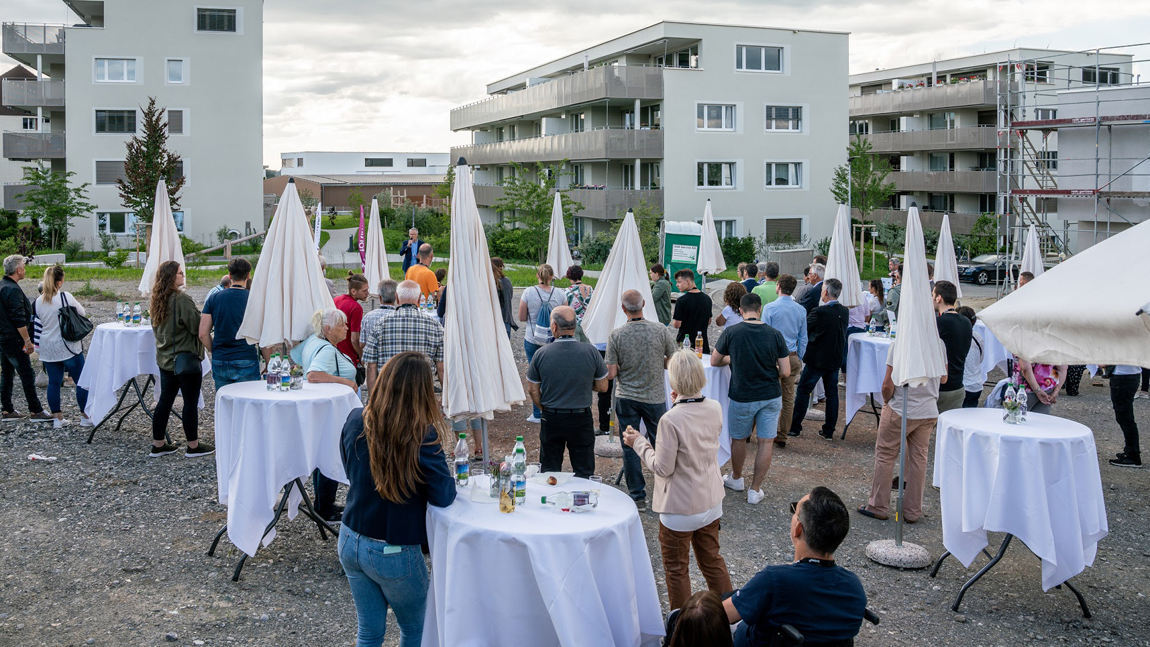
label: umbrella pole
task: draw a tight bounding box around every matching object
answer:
[895,384,908,547]
[480,418,490,466]
[864,383,929,569]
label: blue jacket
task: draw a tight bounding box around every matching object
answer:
[400,238,427,274]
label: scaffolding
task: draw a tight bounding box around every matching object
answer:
[995,44,1150,295]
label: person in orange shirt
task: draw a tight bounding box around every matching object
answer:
[405,244,439,299]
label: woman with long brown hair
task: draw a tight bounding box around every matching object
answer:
[491,257,516,338]
[338,351,456,647]
[149,261,211,458]
[35,265,92,428]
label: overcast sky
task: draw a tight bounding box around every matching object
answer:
[4,0,1149,167]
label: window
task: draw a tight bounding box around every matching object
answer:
[764,217,803,243]
[767,106,802,132]
[508,125,517,140]
[656,45,698,69]
[1082,67,1120,85]
[977,151,997,171]
[928,153,954,172]
[696,104,736,131]
[927,193,954,212]
[297,157,304,167]
[848,120,869,136]
[407,158,428,168]
[95,161,127,185]
[697,162,736,189]
[765,162,802,188]
[1035,108,1057,120]
[166,59,187,84]
[1037,150,1058,171]
[167,110,185,135]
[174,160,186,180]
[570,112,585,133]
[570,164,585,186]
[197,8,237,32]
[495,127,504,142]
[281,158,295,168]
[95,110,136,134]
[98,212,136,235]
[979,193,996,213]
[365,158,393,167]
[22,117,37,130]
[928,112,955,130]
[1024,63,1050,83]
[736,45,782,72]
[889,118,900,132]
[95,58,137,83]
[698,219,737,238]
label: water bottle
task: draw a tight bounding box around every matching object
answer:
[681,336,690,351]
[132,302,142,327]
[1018,390,1028,421]
[540,491,599,512]
[280,356,292,391]
[499,456,515,513]
[512,436,527,504]
[290,362,303,390]
[116,300,124,323]
[867,321,875,337]
[454,433,470,486]
[267,354,281,391]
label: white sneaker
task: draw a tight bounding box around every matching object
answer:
[79,416,95,428]
[525,414,541,424]
[747,489,765,505]
[723,475,745,491]
[1136,391,1150,400]
[53,418,71,429]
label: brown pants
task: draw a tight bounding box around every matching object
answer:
[778,354,802,435]
[868,405,936,522]
[658,518,732,610]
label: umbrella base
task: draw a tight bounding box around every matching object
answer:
[594,434,623,458]
[866,539,932,569]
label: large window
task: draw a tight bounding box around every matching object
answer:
[1082,67,1120,85]
[95,58,137,83]
[697,219,737,238]
[95,161,127,185]
[570,112,585,133]
[166,59,187,84]
[197,8,238,32]
[95,110,136,134]
[1024,62,1051,83]
[365,158,393,167]
[979,194,996,213]
[696,104,735,131]
[657,45,698,69]
[697,162,736,189]
[848,120,869,136]
[736,45,783,72]
[765,162,803,188]
[98,212,136,235]
[928,153,954,172]
[407,158,428,168]
[767,106,802,132]
[927,193,954,212]
[22,117,37,130]
[570,164,585,187]
[1037,150,1058,171]
[764,217,803,243]
[928,112,956,131]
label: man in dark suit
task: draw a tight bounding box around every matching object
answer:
[399,227,426,274]
[789,278,849,440]
[797,263,825,313]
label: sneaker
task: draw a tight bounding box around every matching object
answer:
[52,418,70,429]
[634,499,647,512]
[1,411,22,422]
[525,414,541,424]
[1136,391,1150,400]
[773,438,786,449]
[723,475,745,492]
[148,443,179,458]
[28,412,54,423]
[818,430,834,441]
[79,416,95,428]
[1109,455,1142,468]
[186,442,215,458]
[747,489,765,505]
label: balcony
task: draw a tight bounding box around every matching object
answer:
[452,66,664,131]
[890,170,997,193]
[859,208,982,234]
[850,80,1007,117]
[2,23,66,66]
[861,126,1001,153]
[453,128,663,167]
[3,131,65,159]
[472,184,663,221]
[3,184,30,211]
[1,78,65,108]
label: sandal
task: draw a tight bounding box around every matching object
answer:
[856,505,888,521]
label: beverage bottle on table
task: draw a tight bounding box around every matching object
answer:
[512,436,527,504]
[267,354,281,391]
[499,456,515,513]
[540,491,599,512]
[116,300,124,323]
[132,302,142,326]
[694,337,703,359]
[290,362,303,390]
[454,433,470,486]
[681,336,689,352]
[280,356,292,391]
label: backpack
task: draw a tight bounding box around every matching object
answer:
[533,287,558,344]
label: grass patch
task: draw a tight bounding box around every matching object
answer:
[60,266,223,284]
[71,279,118,301]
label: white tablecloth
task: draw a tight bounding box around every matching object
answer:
[76,322,209,424]
[214,381,361,557]
[424,477,664,647]
[974,320,1011,377]
[844,333,892,426]
[932,408,1108,590]
[660,355,732,466]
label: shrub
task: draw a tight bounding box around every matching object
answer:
[577,232,614,266]
[922,227,941,255]
[62,239,84,260]
[180,235,204,256]
[216,225,232,245]
[484,225,536,262]
[0,237,18,258]
[813,236,832,258]
[98,231,117,254]
[720,235,757,266]
[104,249,130,269]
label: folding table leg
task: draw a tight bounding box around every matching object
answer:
[229,480,297,581]
[86,380,136,443]
[1057,580,1091,618]
[951,534,1013,612]
[207,524,228,557]
[294,477,337,539]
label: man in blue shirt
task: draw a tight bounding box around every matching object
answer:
[399,228,426,275]
[725,486,867,646]
[199,258,260,391]
[763,274,808,447]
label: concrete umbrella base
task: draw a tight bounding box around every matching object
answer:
[594,434,624,458]
[866,539,932,569]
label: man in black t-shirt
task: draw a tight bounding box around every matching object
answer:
[672,269,713,354]
[933,280,972,414]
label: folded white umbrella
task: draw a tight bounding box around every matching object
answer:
[137,179,185,297]
[1020,223,1045,278]
[545,192,574,280]
[238,178,335,347]
[890,206,948,389]
[363,197,390,296]
[934,213,962,299]
[825,203,863,307]
[979,218,1150,366]
[696,199,727,276]
[313,202,323,250]
[579,210,658,346]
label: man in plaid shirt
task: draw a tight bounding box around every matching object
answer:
[363,279,444,393]
[359,278,399,385]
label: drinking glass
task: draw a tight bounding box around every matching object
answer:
[589,475,603,496]
[526,462,541,478]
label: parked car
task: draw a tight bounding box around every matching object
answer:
[957,254,1019,285]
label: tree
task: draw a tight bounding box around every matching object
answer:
[117,97,184,231]
[298,187,318,213]
[20,162,95,249]
[494,161,584,263]
[347,188,366,222]
[829,136,896,226]
[433,165,455,214]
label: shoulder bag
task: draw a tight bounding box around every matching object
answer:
[58,292,94,343]
[170,296,201,376]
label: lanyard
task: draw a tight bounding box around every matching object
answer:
[673,397,706,407]
[798,557,836,567]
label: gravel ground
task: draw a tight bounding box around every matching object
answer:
[1,279,1147,646]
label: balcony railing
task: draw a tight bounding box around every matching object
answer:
[472,184,663,221]
[890,170,997,193]
[1,78,65,108]
[3,131,65,159]
[849,80,1009,117]
[452,128,663,166]
[3,183,29,211]
[2,23,66,61]
[452,66,664,131]
[861,126,1001,152]
[860,208,982,234]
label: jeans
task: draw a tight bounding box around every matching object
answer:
[0,337,43,414]
[44,353,88,415]
[1110,373,1140,458]
[338,524,428,647]
[540,408,595,478]
[154,367,201,443]
[727,397,782,440]
[212,357,261,392]
[659,518,732,610]
[615,397,667,501]
[962,390,981,408]
[524,339,543,418]
[790,364,839,436]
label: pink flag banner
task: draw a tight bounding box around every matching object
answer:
[357,206,367,269]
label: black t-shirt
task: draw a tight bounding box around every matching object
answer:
[731,561,867,646]
[202,288,259,363]
[936,311,973,392]
[714,322,790,403]
[673,290,713,354]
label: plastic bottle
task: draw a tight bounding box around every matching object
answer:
[681,336,690,351]
[499,456,515,513]
[290,362,303,390]
[132,302,142,327]
[267,354,281,391]
[540,491,599,512]
[280,356,292,391]
[454,433,470,486]
[867,321,875,337]
[512,436,527,505]
[116,301,124,323]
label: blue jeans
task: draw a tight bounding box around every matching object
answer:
[524,339,543,418]
[44,354,88,415]
[728,397,782,440]
[338,524,428,647]
[211,357,261,392]
[615,397,667,501]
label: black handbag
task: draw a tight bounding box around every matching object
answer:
[58,292,94,343]
[169,296,201,376]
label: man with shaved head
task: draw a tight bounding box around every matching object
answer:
[606,290,679,510]
[526,305,609,477]
[405,243,439,299]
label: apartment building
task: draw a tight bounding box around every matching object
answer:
[279,151,451,177]
[0,65,39,210]
[450,21,848,245]
[847,49,1132,235]
[1,0,263,246]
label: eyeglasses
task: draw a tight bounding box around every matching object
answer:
[789,501,799,515]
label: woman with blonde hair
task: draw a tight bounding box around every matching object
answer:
[624,349,731,610]
[34,265,92,428]
[149,260,210,457]
[517,263,563,422]
[338,351,456,647]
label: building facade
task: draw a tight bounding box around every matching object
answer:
[1,0,263,247]
[278,151,451,177]
[0,65,40,211]
[450,21,848,245]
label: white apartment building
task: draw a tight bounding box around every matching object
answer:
[0,65,39,210]
[279,151,451,177]
[450,21,848,245]
[1,0,263,246]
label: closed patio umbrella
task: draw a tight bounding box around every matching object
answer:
[363,197,390,297]
[825,203,863,307]
[137,179,185,297]
[1019,223,1045,279]
[934,213,962,299]
[545,192,573,280]
[579,209,658,346]
[696,199,727,277]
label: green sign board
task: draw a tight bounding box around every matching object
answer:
[660,222,703,285]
